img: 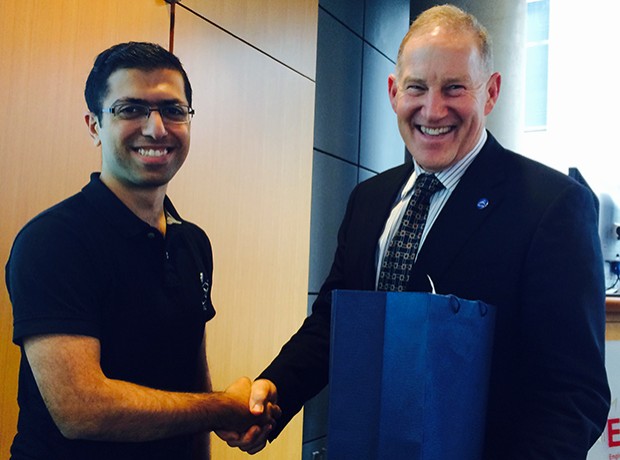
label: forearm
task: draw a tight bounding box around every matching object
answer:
[49,377,246,441]
[25,334,263,443]
[258,311,331,437]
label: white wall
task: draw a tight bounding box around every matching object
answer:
[522,1,620,198]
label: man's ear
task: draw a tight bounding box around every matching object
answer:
[84,112,102,147]
[388,74,399,113]
[484,72,501,116]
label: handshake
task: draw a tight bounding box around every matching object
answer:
[215,378,279,455]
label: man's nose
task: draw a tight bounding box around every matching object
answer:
[421,89,448,120]
[142,110,168,138]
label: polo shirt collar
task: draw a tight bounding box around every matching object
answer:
[81,172,182,238]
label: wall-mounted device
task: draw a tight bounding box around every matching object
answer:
[568,168,620,293]
[598,193,620,263]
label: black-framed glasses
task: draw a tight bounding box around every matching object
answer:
[101,102,195,124]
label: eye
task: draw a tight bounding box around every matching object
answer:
[445,85,466,96]
[403,84,426,95]
[160,105,188,121]
[114,104,149,119]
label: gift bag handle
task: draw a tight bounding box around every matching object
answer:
[448,295,490,317]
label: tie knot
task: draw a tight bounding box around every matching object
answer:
[414,173,443,197]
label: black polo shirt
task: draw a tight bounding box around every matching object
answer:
[7,173,216,459]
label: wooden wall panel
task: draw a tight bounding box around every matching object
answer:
[607,323,620,340]
[170,6,314,459]
[0,1,316,459]
[180,0,317,79]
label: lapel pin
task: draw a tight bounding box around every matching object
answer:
[476,198,489,209]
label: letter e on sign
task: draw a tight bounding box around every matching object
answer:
[609,418,620,447]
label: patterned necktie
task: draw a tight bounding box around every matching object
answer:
[378,173,444,292]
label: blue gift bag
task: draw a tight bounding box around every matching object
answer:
[327,290,496,460]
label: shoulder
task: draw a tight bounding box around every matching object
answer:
[477,133,587,197]
[11,192,93,249]
[180,220,213,254]
[468,136,599,225]
[7,188,113,286]
[165,197,211,245]
[352,162,413,199]
[339,162,412,215]
[504,150,590,205]
[358,162,413,188]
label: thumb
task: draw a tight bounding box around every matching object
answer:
[249,379,273,415]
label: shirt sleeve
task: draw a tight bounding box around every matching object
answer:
[7,212,110,344]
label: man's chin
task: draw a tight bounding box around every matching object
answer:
[410,151,459,173]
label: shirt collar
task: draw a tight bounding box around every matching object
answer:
[400,130,487,199]
[166,209,183,226]
[82,173,183,237]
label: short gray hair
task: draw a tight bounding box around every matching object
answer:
[395,4,494,77]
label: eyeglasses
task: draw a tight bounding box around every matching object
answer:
[101,102,195,124]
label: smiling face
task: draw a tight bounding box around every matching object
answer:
[388,26,500,172]
[86,67,191,196]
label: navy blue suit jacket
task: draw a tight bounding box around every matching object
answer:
[261,133,610,458]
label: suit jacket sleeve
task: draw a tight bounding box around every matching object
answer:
[492,180,609,458]
[258,179,374,437]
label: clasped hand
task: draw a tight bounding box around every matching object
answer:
[217,378,278,455]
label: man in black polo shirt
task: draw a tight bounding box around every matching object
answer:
[5,42,278,460]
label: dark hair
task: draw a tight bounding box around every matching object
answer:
[84,41,192,117]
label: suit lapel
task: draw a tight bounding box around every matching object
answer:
[411,134,508,291]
